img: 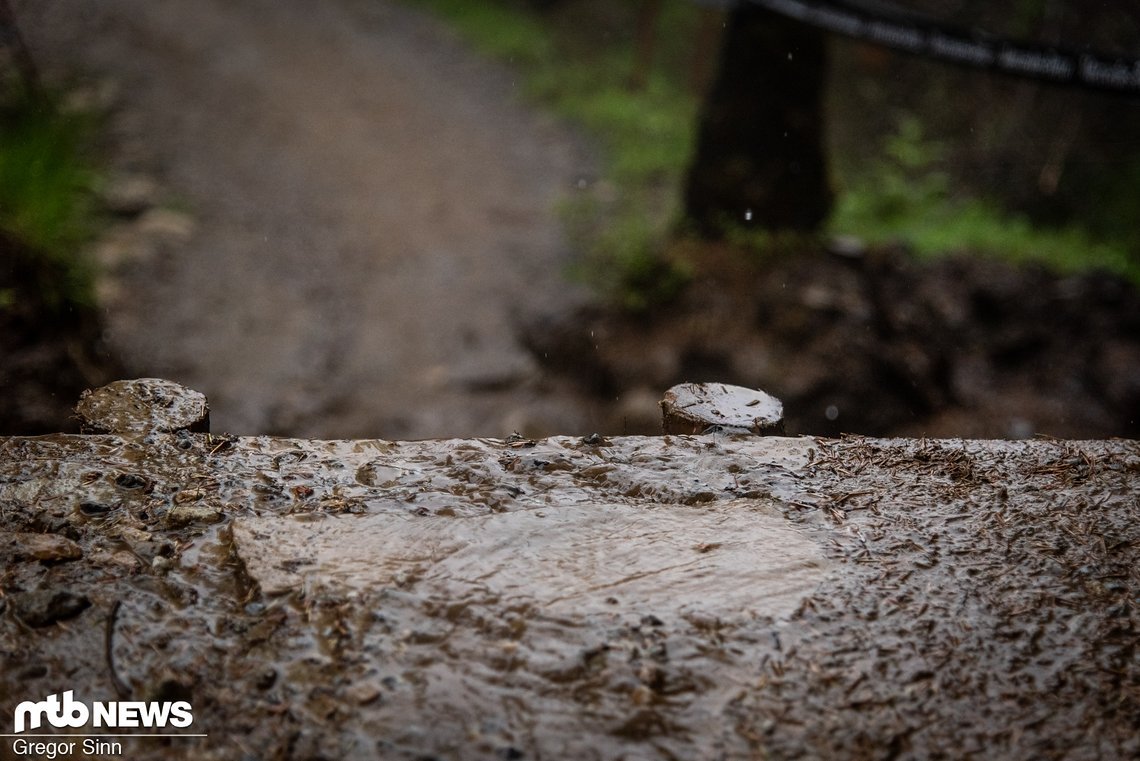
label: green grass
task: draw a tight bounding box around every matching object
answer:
[833,195,1138,277]
[0,86,104,311]
[409,0,553,65]
[828,115,1140,282]
[405,1,1140,302]
[406,0,701,307]
[411,0,702,182]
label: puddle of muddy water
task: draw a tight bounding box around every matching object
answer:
[222,472,830,758]
[226,504,827,760]
[232,500,826,616]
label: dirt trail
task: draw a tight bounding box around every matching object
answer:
[23,0,596,439]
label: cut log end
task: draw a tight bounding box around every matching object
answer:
[660,382,784,436]
[75,378,210,435]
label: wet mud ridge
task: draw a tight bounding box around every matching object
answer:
[1,385,1138,759]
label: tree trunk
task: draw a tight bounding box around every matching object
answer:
[683,4,832,236]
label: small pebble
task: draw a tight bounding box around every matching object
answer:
[345,681,382,706]
[165,503,224,527]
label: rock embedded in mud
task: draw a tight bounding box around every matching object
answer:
[7,532,83,562]
[76,378,210,435]
[11,589,91,628]
[165,502,224,528]
[660,382,785,435]
[345,681,383,706]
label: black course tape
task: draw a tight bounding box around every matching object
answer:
[748,0,1140,97]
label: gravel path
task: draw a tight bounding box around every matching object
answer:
[23,0,596,438]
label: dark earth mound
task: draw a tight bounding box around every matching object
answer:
[523,241,1140,439]
[0,232,121,435]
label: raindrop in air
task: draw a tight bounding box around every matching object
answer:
[825,405,839,421]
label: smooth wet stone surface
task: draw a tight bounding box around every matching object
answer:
[232,499,828,614]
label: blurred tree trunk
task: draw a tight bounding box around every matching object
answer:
[683,4,832,236]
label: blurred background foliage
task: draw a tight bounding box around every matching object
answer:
[0,31,118,434]
[2,0,1137,438]
[409,0,1140,306]
[0,39,104,316]
[4,0,1139,311]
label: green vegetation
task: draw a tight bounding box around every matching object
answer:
[408,0,1140,303]
[407,0,701,308]
[408,1,698,184]
[0,83,104,312]
[829,115,1140,282]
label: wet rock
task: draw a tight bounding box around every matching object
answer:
[660,382,784,435]
[165,502,224,528]
[114,524,154,545]
[76,378,210,435]
[579,432,611,447]
[88,549,142,572]
[114,471,153,491]
[254,667,278,690]
[78,500,117,517]
[345,680,382,706]
[118,533,171,566]
[355,462,402,487]
[11,589,91,627]
[8,532,83,562]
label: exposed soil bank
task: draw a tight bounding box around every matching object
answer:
[526,242,1140,439]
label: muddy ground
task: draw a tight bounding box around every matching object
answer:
[1,429,1137,759]
[6,0,1138,442]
